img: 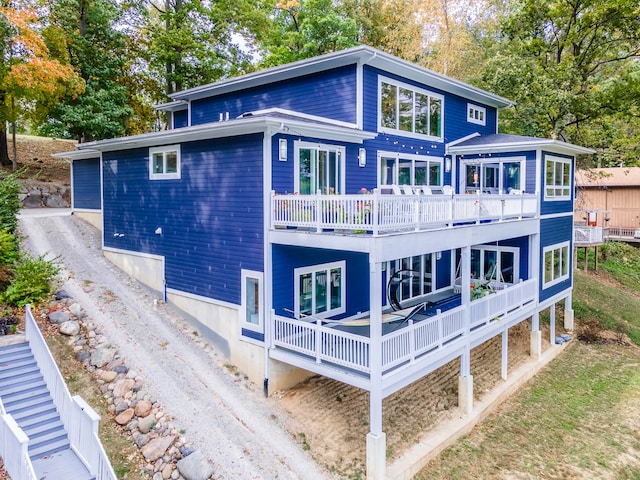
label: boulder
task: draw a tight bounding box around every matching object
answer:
[115,408,134,425]
[138,415,156,434]
[142,435,176,461]
[59,320,80,336]
[112,378,135,398]
[177,451,214,480]
[135,400,153,418]
[91,346,116,368]
[69,303,85,319]
[100,371,118,383]
[48,310,70,325]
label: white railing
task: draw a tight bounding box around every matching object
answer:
[272,279,536,378]
[0,411,38,480]
[271,190,538,234]
[25,305,117,480]
[574,225,604,244]
[605,227,640,240]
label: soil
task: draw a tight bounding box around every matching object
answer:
[2,134,74,186]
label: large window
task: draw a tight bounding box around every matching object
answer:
[379,153,442,187]
[295,261,345,318]
[379,78,443,139]
[149,145,180,180]
[462,158,524,194]
[545,155,572,200]
[241,270,263,334]
[295,142,345,194]
[543,242,570,288]
[467,245,519,284]
[386,254,434,306]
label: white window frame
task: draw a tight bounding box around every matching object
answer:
[294,141,346,194]
[460,156,525,194]
[385,254,435,306]
[149,145,181,180]
[542,241,570,288]
[378,151,443,187]
[467,104,486,126]
[241,269,264,334]
[294,261,346,319]
[544,155,572,200]
[470,245,520,284]
[378,76,444,141]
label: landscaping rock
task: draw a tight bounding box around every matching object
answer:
[113,378,135,397]
[55,290,71,300]
[177,450,214,480]
[138,415,156,434]
[142,435,176,461]
[100,371,118,383]
[48,310,70,324]
[59,320,80,336]
[91,346,116,367]
[69,303,85,319]
[115,408,135,425]
[135,399,153,417]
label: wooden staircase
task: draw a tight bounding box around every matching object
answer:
[0,339,95,480]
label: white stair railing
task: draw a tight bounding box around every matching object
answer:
[0,407,38,480]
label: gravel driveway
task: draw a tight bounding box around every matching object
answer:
[18,210,332,480]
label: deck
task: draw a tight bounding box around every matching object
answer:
[270,278,537,396]
[271,191,538,235]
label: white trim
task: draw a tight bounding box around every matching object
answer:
[445,132,480,153]
[543,154,572,201]
[247,107,357,129]
[460,155,526,194]
[53,150,100,160]
[467,104,486,126]
[72,208,101,213]
[165,287,240,311]
[378,75,445,141]
[241,269,264,334]
[542,241,571,289]
[356,61,364,129]
[294,140,346,194]
[187,101,192,127]
[377,151,444,187]
[294,260,346,319]
[149,144,181,180]
[448,139,594,156]
[540,212,574,220]
[469,244,520,284]
[538,288,572,310]
[103,246,164,261]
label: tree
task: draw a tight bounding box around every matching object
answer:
[478,0,640,165]
[0,1,82,167]
[39,0,132,142]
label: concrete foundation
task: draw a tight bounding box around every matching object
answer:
[564,308,575,331]
[530,330,542,359]
[458,375,474,416]
[366,432,387,480]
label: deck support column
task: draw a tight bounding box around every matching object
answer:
[501,329,508,380]
[367,260,386,480]
[564,292,574,331]
[458,347,473,415]
[550,303,556,345]
[530,312,541,359]
[459,246,473,415]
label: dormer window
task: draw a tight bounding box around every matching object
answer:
[467,104,486,126]
[379,77,443,140]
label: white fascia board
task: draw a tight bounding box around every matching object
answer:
[154,100,188,112]
[247,107,358,129]
[169,45,514,109]
[76,117,376,153]
[448,139,595,156]
[52,149,100,160]
[445,132,481,154]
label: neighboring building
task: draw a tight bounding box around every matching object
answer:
[575,167,640,229]
[59,46,593,479]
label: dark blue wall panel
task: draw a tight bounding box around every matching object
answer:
[191,65,357,126]
[72,158,101,210]
[539,215,573,301]
[540,151,575,216]
[173,110,188,129]
[102,134,265,305]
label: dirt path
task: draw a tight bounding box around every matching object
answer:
[18,211,333,480]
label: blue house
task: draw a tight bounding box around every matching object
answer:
[61,46,593,478]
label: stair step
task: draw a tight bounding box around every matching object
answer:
[0,342,30,356]
[24,418,65,440]
[0,356,36,372]
[0,348,34,364]
[0,379,47,399]
[29,435,70,460]
[3,387,50,409]
[0,361,39,381]
[6,396,54,416]
[0,370,43,391]
[12,401,58,423]
[19,409,61,431]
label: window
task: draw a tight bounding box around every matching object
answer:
[462,245,519,285]
[545,155,572,200]
[386,254,434,306]
[379,153,442,187]
[543,242,570,288]
[295,141,345,194]
[379,78,443,139]
[295,261,345,318]
[149,145,181,180]
[467,104,486,126]
[241,270,263,333]
[462,157,525,194]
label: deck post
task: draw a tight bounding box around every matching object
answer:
[501,329,508,380]
[549,303,556,345]
[458,346,473,415]
[530,312,541,359]
[367,259,386,480]
[564,292,574,330]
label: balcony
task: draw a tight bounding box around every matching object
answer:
[270,278,537,392]
[574,225,604,246]
[271,190,538,236]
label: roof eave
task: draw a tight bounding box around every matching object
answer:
[448,139,595,156]
[52,150,101,160]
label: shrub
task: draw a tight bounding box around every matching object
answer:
[2,254,60,307]
[0,170,24,233]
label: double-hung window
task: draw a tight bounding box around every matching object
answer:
[295,261,345,319]
[241,270,263,334]
[379,77,443,139]
[149,145,181,180]
[543,242,570,288]
[379,153,442,187]
[545,155,572,200]
[295,141,345,194]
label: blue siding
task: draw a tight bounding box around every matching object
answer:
[72,158,101,210]
[190,65,357,126]
[539,215,573,301]
[540,151,575,216]
[499,236,530,281]
[272,246,369,319]
[435,250,452,290]
[102,134,265,304]
[173,110,188,128]
[362,66,498,143]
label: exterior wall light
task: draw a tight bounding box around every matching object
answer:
[279,139,287,161]
[358,148,366,167]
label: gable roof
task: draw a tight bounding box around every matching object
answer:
[446,133,595,156]
[575,167,640,187]
[160,45,513,110]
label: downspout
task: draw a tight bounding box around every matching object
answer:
[263,127,275,397]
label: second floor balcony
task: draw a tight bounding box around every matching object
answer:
[271,190,538,236]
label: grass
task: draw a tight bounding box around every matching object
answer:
[417,243,640,479]
[45,333,147,480]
